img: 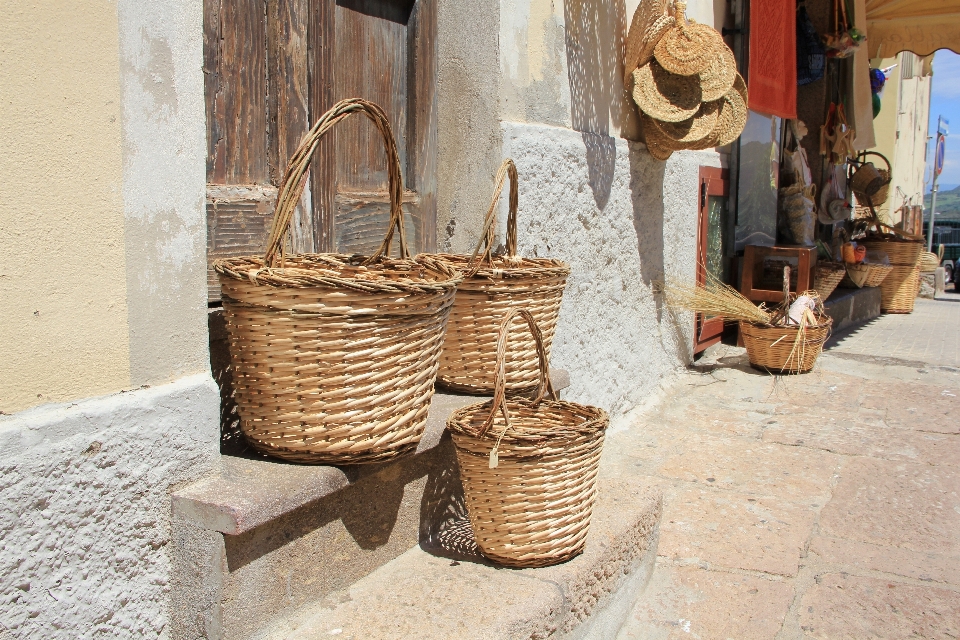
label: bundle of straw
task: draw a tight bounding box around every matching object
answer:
[662,271,772,325]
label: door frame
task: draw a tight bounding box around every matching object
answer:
[694,166,730,354]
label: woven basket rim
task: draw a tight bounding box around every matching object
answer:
[740,316,833,333]
[214,253,461,292]
[435,253,570,279]
[448,398,608,444]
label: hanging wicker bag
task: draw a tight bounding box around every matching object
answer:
[213,99,461,464]
[447,309,608,567]
[848,151,891,207]
[740,315,832,374]
[814,262,846,299]
[436,159,570,394]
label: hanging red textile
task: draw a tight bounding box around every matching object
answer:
[748,0,798,119]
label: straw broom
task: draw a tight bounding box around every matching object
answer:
[662,270,773,326]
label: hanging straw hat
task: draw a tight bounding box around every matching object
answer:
[699,43,737,102]
[632,61,703,122]
[648,100,721,144]
[654,3,725,76]
[691,73,747,149]
[642,114,686,160]
[623,0,670,82]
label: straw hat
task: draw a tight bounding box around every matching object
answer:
[648,100,721,144]
[691,74,747,149]
[632,61,703,123]
[699,43,737,102]
[654,19,725,76]
[623,0,670,82]
[642,116,681,160]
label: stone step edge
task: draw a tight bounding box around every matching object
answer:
[172,370,571,535]
[256,478,662,640]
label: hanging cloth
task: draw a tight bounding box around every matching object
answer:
[849,0,876,150]
[748,0,798,118]
[796,1,825,85]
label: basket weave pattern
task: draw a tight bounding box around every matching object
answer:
[437,160,570,394]
[861,240,922,313]
[814,263,845,300]
[447,310,608,567]
[214,99,461,464]
[740,318,832,373]
[863,263,893,287]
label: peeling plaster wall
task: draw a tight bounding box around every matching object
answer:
[439,0,724,415]
[0,0,131,413]
[118,0,209,387]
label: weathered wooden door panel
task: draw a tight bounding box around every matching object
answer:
[203,0,436,300]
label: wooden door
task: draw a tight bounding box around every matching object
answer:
[203,0,437,302]
[695,167,730,354]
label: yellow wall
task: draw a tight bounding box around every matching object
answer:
[0,1,131,412]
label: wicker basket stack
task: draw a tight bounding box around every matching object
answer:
[861,238,922,313]
[624,0,747,160]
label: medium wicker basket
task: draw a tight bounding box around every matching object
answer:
[863,263,893,287]
[860,239,922,313]
[436,160,570,394]
[214,99,462,464]
[740,317,832,374]
[814,262,846,299]
[447,309,608,568]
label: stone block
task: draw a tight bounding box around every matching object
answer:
[824,286,882,334]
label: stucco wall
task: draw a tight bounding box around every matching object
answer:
[0,0,131,413]
[0,375,220,638]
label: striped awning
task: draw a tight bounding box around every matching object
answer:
[866,0,960,57]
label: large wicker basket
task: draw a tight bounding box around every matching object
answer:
[740,316,832,374]
[214,99,461,464]
[814,262,846,299]
[447,309,608,567]
[860,238,922,313]
[436,160,570,394]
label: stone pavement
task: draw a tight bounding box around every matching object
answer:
[614,296,960,639]
[827,292,960,368]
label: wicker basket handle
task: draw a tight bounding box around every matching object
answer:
[467,159,520,273]
[263,98,407,266]
[478,308,558,439]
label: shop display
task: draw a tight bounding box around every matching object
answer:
[213,99,461,464]
[435,160,570,394]
[625,1,747,160]
[447,309,608,568]
[664,268,831,374]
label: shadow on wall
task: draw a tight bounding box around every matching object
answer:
[564,0,639,210]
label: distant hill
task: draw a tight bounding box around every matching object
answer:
[924,184,960,220]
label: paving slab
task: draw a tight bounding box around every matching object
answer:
[798,573,960,639]
[808,535,960,586]
[622,562,795,640]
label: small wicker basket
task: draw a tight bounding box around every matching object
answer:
[447,309,608,568]
[740,316,832,374]
[214,99,462,464]
[849,151,891,207]
[436,160,570,394]
[863,263,893,287]
[814,262,846,299]
[840,263,869,288]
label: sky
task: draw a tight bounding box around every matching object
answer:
[927,51,960,191]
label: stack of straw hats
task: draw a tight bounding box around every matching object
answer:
[625,0,748,160]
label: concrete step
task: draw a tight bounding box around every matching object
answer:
[824,285,881,333]
[257,478,662,640]
[171,372,573,640]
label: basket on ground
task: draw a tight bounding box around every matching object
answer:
[447,309,608,567]
[740,315,832,373]
[860,238,922,313]
[213,99,461,464]
[435,159,570,394]
[814,262,846,299]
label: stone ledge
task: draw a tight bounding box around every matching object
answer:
[258,478,662,640]
[172,371,570,536]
